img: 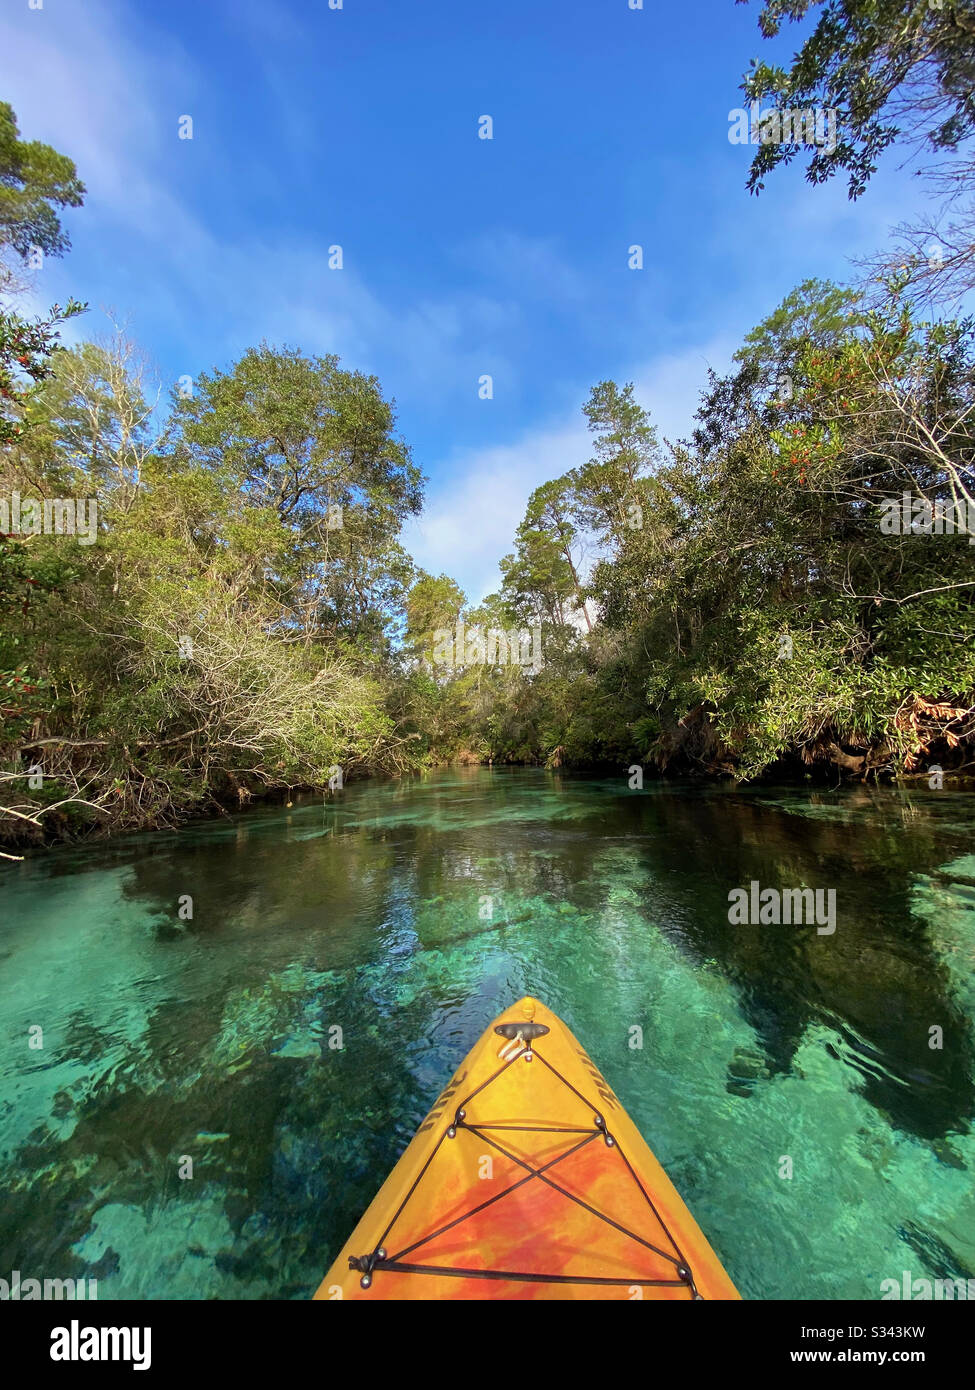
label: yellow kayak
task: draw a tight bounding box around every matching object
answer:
[315,996,740,1300]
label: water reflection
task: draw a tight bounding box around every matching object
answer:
[1,769,973,1298]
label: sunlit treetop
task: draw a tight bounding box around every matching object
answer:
[0,101,85,265]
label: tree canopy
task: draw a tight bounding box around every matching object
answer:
[3,62,974,858]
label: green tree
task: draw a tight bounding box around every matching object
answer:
[1,334,427,850]
[404,571,466,653]
[0,104,86,854]
[0,102,86,448]
[500,522,577,627]
[739,0,975,197]
[0,100,85,272]
[168,344,423,653]
[518,477,592,631]
[737,1,975,301]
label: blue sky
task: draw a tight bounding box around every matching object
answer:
[1,0,935,599]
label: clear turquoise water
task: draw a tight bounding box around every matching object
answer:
[1,767,973,1299]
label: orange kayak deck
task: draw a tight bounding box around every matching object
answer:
[314,996,740,1300]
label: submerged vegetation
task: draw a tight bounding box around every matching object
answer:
[2,5,975,854]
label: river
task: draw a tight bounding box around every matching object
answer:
[1,767,973,1299]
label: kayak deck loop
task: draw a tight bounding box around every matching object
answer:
[494,1022,550,1041]
[317,999,740,1301]
[348,1040,702,1297]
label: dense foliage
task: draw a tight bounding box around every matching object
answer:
[2,38,974,855]
[466,284,974,779]
[1,329,428,850]
[737,0,975,301]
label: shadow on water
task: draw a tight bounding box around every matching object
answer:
[609,787,975,1140]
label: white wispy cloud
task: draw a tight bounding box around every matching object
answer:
[451,230,591,306]
[0,0,518,397]
[3,0,955,614]
[405,337,734,601]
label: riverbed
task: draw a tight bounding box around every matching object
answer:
[1,767,973,1298]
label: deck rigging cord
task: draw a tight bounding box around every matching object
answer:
[348,1035,703,1297]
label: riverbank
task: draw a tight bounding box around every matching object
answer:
[5,741,975,860]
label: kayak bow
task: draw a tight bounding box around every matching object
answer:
[315,996,740,1300]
